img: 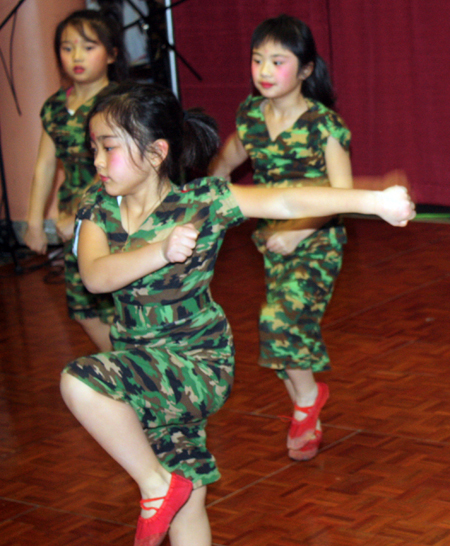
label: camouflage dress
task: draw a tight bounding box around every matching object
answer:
[41,87,114,321]
[64,177,246,488]
[236,95,351,378]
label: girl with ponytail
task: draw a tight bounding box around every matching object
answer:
[60,81,413,545]
[211,14,357,462]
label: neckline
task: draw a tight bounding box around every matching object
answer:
[258,96,313,142]
[117,184,172,236]
[63,82,110,116]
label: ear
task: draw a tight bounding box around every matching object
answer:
[149,139,169,168]
[299,61,314,81]
[107,47,118,65]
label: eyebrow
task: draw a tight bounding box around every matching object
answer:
[61,37,99,45]
[91,134,119,142]
[252,51,290,58]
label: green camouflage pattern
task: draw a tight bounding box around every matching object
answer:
[236,95,350,374]
[41,85,114,215]
[63,241,114,321]
[254,223,344,377]
[236,95,351,187]
[41,85,115,321]
[64,177,246,487]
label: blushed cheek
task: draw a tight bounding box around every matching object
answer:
[109,153,127,173]
[277,65,295,84]
[251,63,259,83]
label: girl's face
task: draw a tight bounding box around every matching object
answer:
[251,40,304,100]
[90,113,155,197]
[59,24,114,84]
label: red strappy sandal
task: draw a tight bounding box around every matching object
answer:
[134,473,193,546]
[287,382,329,450]
[288,428,323,461]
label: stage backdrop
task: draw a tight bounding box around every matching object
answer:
[172,0,450,205]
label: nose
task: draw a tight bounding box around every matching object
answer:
[93,148,105,170]
[72,45,84,61]
[260,60,272,77]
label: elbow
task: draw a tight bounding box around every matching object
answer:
[82,278,105,294]
[80,270,111,294]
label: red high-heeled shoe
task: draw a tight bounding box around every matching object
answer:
[288,428,323,461]
[287,382,329,450]
[134,473,193,546]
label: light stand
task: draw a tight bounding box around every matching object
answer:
[0,0,26,273]
[121,0,202,97]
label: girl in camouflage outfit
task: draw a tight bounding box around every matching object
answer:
[59,81,413,546]
[25,10,127,351]
[211,14,354,461]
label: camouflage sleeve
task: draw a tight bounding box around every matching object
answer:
[235,94,254,141]
[39,90,61,135]
[73,183,107,257]
[202,177,247,228]
[324,110,351,151]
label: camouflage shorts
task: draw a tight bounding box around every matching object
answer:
[63,343,234,488]
[254,224,345,379]
[64,241,115,323]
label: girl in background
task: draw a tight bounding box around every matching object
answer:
[24,9,128,351]
[210,14,356,460]
[60,81,414,546]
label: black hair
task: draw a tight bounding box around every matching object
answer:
[251,14,335,108]
[87,81,220,185]
[54,9,128,82]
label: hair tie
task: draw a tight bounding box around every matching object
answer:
[183,110,189,121]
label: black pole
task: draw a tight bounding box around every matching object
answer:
[0,128,22,273]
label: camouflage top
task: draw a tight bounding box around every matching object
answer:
[236,94,351,187]
[76,177,246,349]
[40,85,113,215]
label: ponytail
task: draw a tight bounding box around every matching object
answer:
[182,109,220,175]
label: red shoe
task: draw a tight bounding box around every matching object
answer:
[134,473,193,546]
[288,428,323,461]
[287,382,329,450]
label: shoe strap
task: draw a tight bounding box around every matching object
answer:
[293,402,315,414]
[140,496,165,512]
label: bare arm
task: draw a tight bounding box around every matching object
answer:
[230,182,415,227]
[24,129,58,254]
[208,132,249,180]
[77,220,199,293]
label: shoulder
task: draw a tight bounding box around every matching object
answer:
[40,88,67,117]
[179,176,230,198]
[305,99,351,147]
[307,99,348,129]
[181,177,244,219]
[77,183,113,219]
[237,94,264,117]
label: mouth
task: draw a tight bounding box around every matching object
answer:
[260,82,274,89]
[99,174,109,183]
[73,66,85,74]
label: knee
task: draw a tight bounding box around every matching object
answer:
[60,372,89,412]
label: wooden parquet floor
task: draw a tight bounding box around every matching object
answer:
[1,217,450,546]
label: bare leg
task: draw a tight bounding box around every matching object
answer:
[60,372,171,515]
[75,316,112,352]
[284,367,318,420]
[169,486,211,546]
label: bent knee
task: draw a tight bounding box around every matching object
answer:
[60,372,91,410]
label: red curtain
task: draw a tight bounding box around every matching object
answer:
[172,0,450,204]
